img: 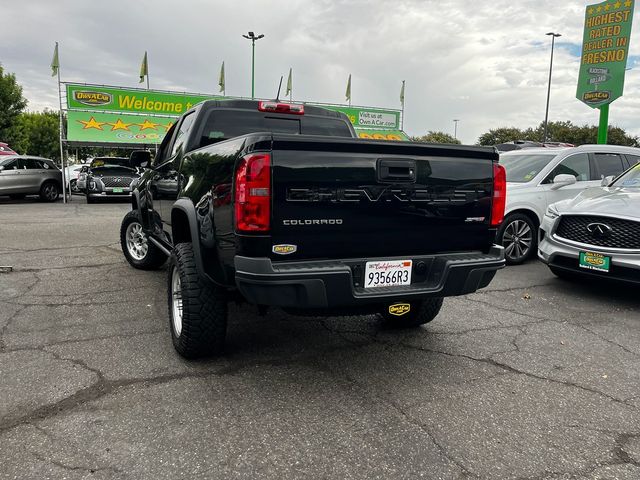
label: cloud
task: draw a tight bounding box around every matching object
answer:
[1,0,639,143]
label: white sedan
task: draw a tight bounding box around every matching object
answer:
[498,145,640,264]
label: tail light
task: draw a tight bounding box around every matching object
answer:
[258,101,304,115]
[491,163,506,227]
[234,153,271,232]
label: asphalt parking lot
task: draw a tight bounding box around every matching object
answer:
[0,201,639,480]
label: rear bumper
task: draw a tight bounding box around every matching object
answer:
[235,246,505,309]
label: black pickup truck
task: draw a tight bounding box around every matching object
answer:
[120,99,506,358]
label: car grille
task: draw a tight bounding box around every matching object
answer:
[101,176,134,187]
[555,215,640,250]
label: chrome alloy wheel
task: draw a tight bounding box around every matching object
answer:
[125,221,149,261]
[42,183,58,201]
[170,265,183,336]
[503,219,533,262]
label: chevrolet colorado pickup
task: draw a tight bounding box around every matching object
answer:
[120,99,506,358]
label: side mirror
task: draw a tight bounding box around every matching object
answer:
[600,175,615,187]
[130,150,151,169]
[550,174,577,190]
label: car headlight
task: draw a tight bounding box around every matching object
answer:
[89,181,97,190]
[545,205,560,220]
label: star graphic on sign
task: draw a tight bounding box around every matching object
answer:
[614,0,622,8]
[107,119,133,131]
[596,5,602,12]
[78,116,106,130]
[588,7,595,14]
[604,3,611,10]
[137,119,160,130]
[624,0,632,6]
[159,121,174,132]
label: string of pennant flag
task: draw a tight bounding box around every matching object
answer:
[51,44,407,108]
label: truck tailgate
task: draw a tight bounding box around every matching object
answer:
[269,136,498,261]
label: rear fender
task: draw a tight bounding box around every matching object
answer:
[171,198,227,287]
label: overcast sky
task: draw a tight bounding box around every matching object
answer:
[2,0,640,143]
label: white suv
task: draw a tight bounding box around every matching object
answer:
[498,145,640,264]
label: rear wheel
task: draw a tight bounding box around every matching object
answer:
[498,213,537,265]
[168,243,228,358]
[380,298,444,328]
[39,182,59,202]
[120,210,166,269]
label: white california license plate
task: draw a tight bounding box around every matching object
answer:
[364,260,412,288]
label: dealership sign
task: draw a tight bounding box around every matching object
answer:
[66,111,175,144]
[64,84,406,145]
[66,111,408,145]
[576,0,635,108]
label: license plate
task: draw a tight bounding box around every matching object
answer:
[579,251,610,272]
[364,260,412,288]
[112,187,124,193]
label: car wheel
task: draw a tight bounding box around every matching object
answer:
[498,214,537,265]
[70,179,78,193]
[39,182,59,202]
[120,210,166,269]
[380,298,444,328]
[168,243,228,358]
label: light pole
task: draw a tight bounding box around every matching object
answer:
[543,32,561,143]
[453,119,460,140]
[242,31,264,99]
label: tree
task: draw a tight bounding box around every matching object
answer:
[9,110,60,160]
[0,64,27,141]
[411,131,461,144]
[477,128,526,146]
[477,121,639,147]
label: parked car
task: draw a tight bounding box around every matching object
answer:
[497,145,640,264]
[119,99,506,359]
[0,142,17,156]
[539,161,640,284]
[84,157,140,203]
[65,164,85,193]
[0,155,62,201]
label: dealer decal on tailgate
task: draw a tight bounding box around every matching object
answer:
[388,304,411,316]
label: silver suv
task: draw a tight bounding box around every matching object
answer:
[0,156,62,202]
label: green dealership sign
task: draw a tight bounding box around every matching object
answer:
[576,0,634,108]
[65,84,401,129]
[66,111,408,145]
[67,111,175,144]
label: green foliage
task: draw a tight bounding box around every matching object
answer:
[0,64,27,141]
[477,121,639,147]
[8,110,60,160]
[411,131,461,144]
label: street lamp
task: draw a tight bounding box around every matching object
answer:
[242,31,265,99]
[543,32,561,143]
[453,119,460,140]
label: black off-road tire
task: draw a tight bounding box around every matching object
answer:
[381,298,444,328]
[120,210,166,269]
[168,243,228,358]
[39,181,60,202]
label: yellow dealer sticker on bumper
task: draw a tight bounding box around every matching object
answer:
[388,304,411,316]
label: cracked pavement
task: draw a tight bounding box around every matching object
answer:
[0,201,639,479]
